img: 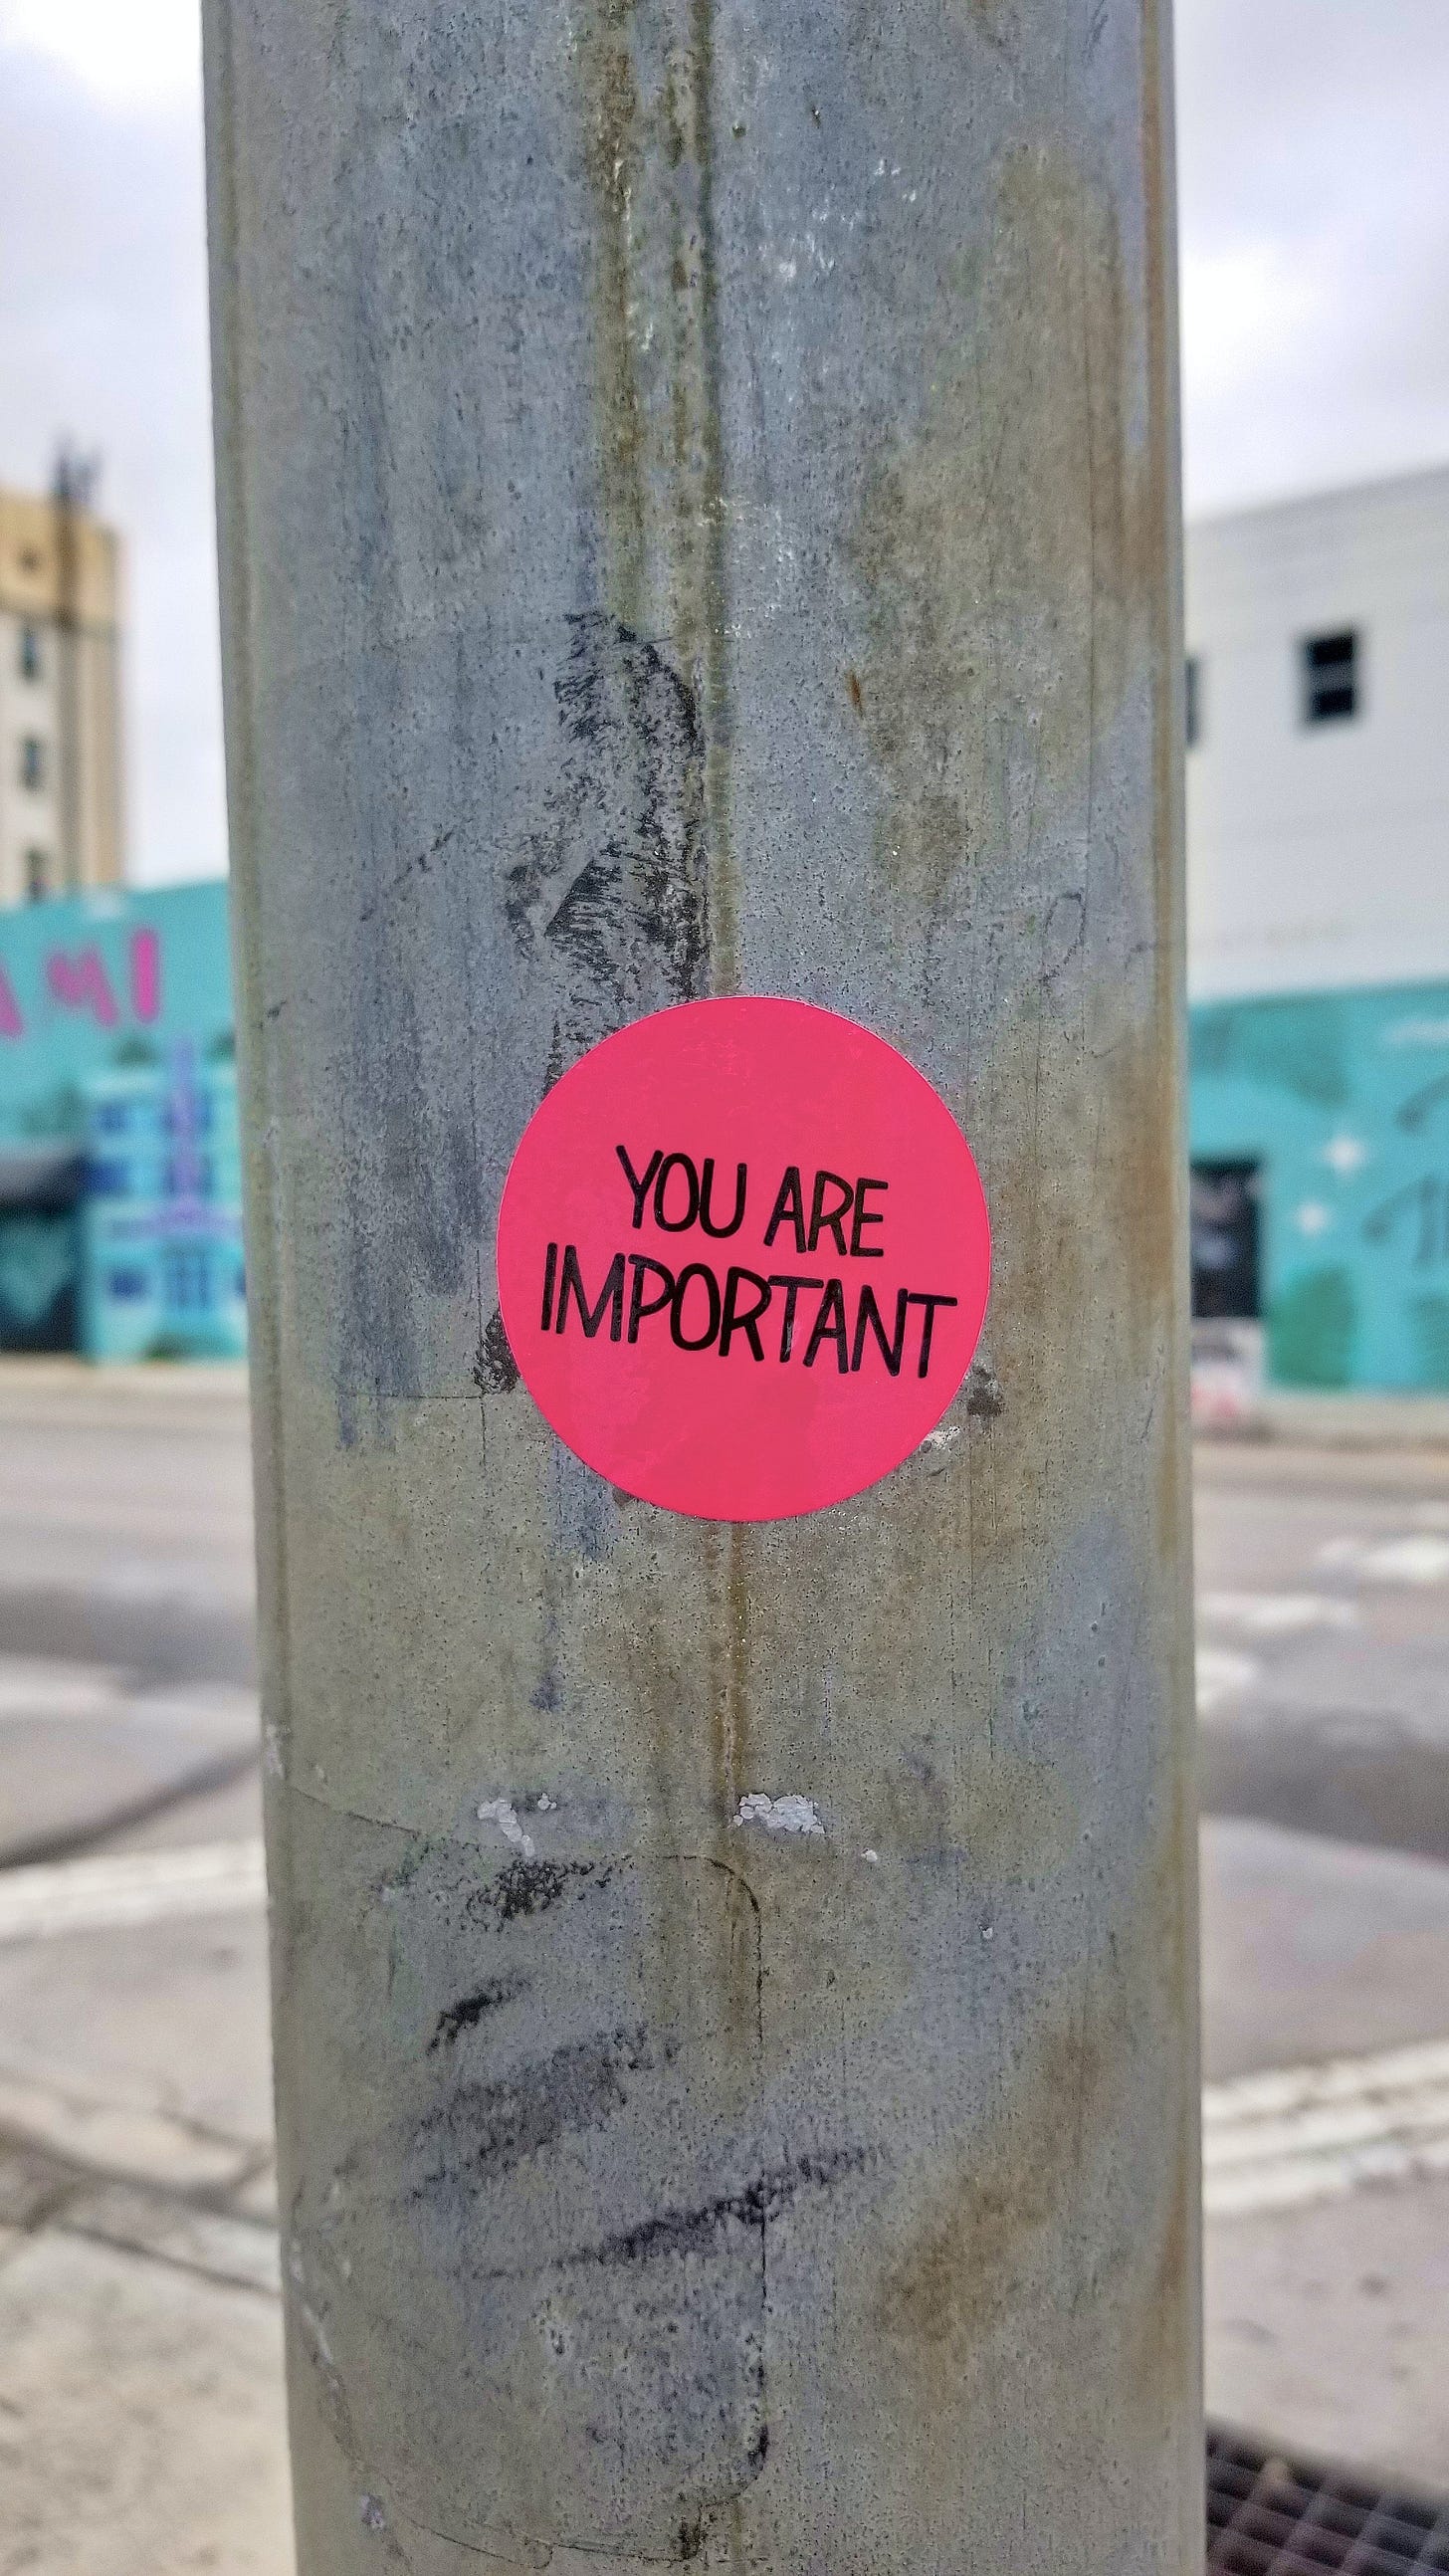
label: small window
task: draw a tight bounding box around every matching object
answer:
[96,1100,131,1135]
[1301,628,1358,726]
[19,622,42,681]
[1185,655,1202,749]
[165,1152,214,1198]
[25,849,49,903]
[163,1246,212,1311]
[107,1268,149,1302]
[164,1092,213,1136]
[20,735,46,790]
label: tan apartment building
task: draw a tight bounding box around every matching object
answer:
[0,477,124,909]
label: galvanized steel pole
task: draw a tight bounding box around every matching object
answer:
[205,2,1199,2567]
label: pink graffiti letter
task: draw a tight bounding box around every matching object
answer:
[47,947,120,1028]
[130,928,160,1023]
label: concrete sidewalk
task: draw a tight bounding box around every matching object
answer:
[1201,1388,1449,1450]
[0,1893,289,2576]
[1,1816,1447,2570]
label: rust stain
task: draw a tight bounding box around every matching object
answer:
[877,1743,1075,1877]
[577,0,647,635]
[575,0,737,994]
[848,142,1150,920]
[876,2014,1111,2362]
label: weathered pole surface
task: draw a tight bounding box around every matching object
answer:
[205,1,1198,2568]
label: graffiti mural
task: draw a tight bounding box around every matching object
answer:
[0,883,243,1361]
[1191,981,1449,1392]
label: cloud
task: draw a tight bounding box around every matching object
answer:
[0,18,222,886]
[3,0,1449,891]
[1176,0,1449,514]
[0,0,200,110]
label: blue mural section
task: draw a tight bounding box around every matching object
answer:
[82,1054,246,1361]
[1190,983,1449,1391]
[0,882,244,1361]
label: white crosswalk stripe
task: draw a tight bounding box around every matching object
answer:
[4,1838,1448,2233]
[1198,1590,1358,1637]
[0,1839,267,1943]
[1203,2038,1449,2218]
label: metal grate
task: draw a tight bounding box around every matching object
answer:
[1208,2428,1449,2573]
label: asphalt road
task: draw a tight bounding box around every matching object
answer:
[0,1369,1447,2568]
[1196,1437,1449,1868]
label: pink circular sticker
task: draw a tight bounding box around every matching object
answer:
[496,997,991,1521]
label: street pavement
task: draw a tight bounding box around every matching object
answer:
[1,1366,1447,2567]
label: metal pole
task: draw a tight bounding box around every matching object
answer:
[205,3,1199,2568]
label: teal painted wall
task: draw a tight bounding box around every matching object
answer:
[0,881,235,1141]
[81,1058,246,1362]
[0,883,243,1361]
[1190,983,1449,1391]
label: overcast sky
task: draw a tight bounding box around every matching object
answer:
[3,1,1449,886]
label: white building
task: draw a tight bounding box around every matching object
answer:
[1185,464,1449,1397]
[1186,464,1449,1002]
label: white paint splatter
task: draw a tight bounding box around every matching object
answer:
[921,1420,960,1456]
[1293,1199,1334,1237]
[733,1793,824,1836]
[477,1799,535,1859]
[1321,1132,1368,1177]
[863,1848,881,1866]
[535,1793,557,1812]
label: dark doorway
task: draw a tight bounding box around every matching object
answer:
[1191,1160,1261,1321]
[0,1146,83,1353]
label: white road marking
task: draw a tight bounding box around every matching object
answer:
[1317,1533,1449,1585]
[1204,2038,1449,2219]
[1360,1534,1449,1585]
[1194,1646,1261,1714]
[0,1658,134,1724]
[0,1839,267,1944]
[1198,1592,1358,1638]
[0,1657,260,1732]
[3,1844,1445,2235]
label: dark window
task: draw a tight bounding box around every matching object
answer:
[1301,628,1358,726]
[1185,655,1202,748]
[107,1269,149,1301]
[19,622,41,681]
[96,1100,131,1135]
[86,1158,130,1196]
[25,849,49,902]
[163,1246,211,1311]
[20,735,46,790]
[1191,1162,1261,1320]
[165,1152,213,1198]
[164,1092,213,1135]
